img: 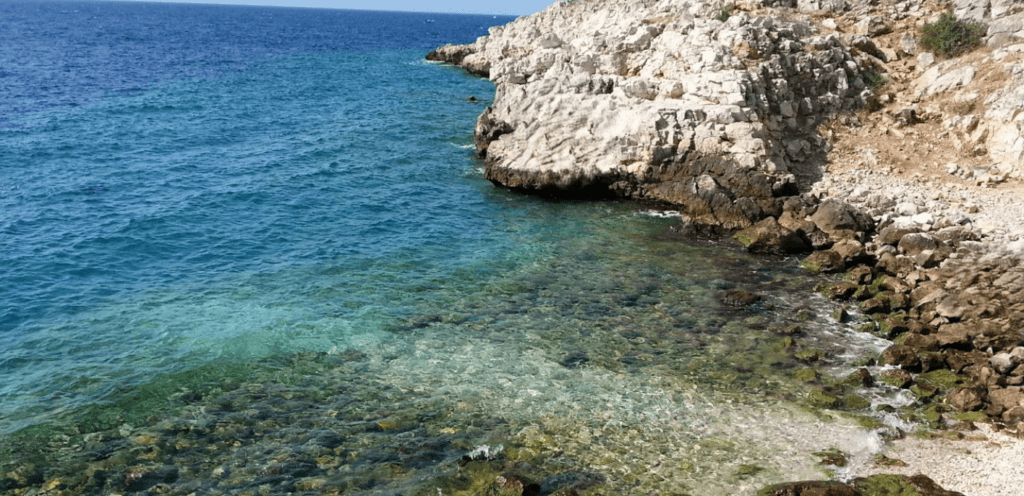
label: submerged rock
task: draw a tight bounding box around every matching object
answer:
[760,474,965,496]
[721,289,763,307]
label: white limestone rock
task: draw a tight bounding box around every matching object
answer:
[441,0,873,225]
[913,62,977,97]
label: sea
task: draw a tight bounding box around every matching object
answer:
[0,1,893,494]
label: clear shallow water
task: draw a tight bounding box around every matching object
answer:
[0,2,890,494]
[0,0,520,431]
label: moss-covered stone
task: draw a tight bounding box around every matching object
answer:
[950,411,987,422]
[793,367,820,383]
[736,464,765,477]
[813,448,848,467]
[853,415,885,430]
[855,474,920,496]
[795,348,825,363]
[807,389,841,409]
[920,404,949,426]
[871,454,908,467]
[877,313,909,339]
[831,307,850,323]
[878,369,913,389]
[917,369,963,390]
[910,383,938,401]
[840,394,872,410]
[774,337,797,352]
[839,368,874,388]
[858,321,879,335]
[802,259,825,273]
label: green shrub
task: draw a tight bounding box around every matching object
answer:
[920,12,986,58]
[715,4,734,22]
[864,71,888,90]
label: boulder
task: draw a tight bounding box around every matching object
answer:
[987,386,1024,416]
[880,368,914,388]
[897,233,949,257]
[855,16,891,36]
[875,252,916,278]
[882,345,922,371]
[831,239,868,264]
[810,199,874,242]
[876,224,920,245]
[946,386,986,411]
[936,323,974,349]
[902,333,940,352]
[803,249,846,273]
[735,217,810,254]
[990,347,1024,374]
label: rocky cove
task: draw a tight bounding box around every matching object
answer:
[3,1,1024,495]
[426,0,1024,494]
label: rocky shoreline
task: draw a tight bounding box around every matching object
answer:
[429,0,1024,494]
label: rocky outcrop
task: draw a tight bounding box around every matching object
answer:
[432,0,878,227]
[432,0,1024,432]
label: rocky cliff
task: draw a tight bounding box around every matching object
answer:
[429,0,1023,230]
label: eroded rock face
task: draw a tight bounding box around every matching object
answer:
[431,0,873,226]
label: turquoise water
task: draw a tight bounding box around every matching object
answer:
[0,2,522,432]
[0,3,891,494]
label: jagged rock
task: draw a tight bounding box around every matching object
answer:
[936,323,973,348]
[847,34,886,60]
[434,0,872,217]
[803,249,846,273]
[899,32,918,55]
[859,296,890,314]
[426,44,490,77]
[843,368,875,387]
[855,16,891,37]
[797,0,847,13]
[897,233,947,257]
[875,252,916,277]
[735,217,810,254]
[883,345,922,371]
[832,239,867,264]
[823,281,858,299]
[990,347,1024,374]
[986,12,1024,47]
[902,333,940,352]
[475,107,514,159]
[986,386,1024,416]
[914,62,977,98]
[880,368,914,388]
[934,225,979,245]
[945,350,988,373]
[1003,405,1024,422]
[935,295,967,319]
[810,199,874,242]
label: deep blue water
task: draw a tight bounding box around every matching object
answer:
[0,0,528,432]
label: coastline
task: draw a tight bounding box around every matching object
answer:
[429,0,1024,494]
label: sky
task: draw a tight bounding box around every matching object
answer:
[121,0,557,16]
